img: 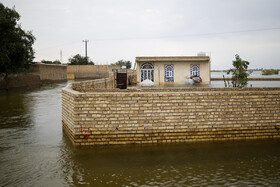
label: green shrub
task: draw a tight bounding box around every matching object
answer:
[262,69,279,75]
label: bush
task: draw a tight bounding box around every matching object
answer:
[262,69,279,75]
[226,54,250,87]
[112,60,131,69]
[68,54,94,65]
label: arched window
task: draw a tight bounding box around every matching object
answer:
[191,65,200,76]
[140,63,154,82]
[165,65,174,82]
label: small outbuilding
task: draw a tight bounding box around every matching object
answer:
[136,56,211,86]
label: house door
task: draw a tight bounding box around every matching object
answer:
[140,63,154,82]
[116,72,127,89]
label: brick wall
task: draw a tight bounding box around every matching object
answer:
[71,77,115,91]
[31,64,67,81]
[127,70,137,85]
[71,72,115,92]
[62,87,77,141]
[67,65,120,80]
[62,86,280,146]
[0,64,66,89]
[74,72,109,80]
[0,73,41,89]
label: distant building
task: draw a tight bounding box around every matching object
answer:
[135,56,211,86]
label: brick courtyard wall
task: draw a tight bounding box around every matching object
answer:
[62,86,280,146]
[71,72,115,92]
[31,64,67,81]
[67,65,120,80]
[0,73,41,89]
[0,64,66,89]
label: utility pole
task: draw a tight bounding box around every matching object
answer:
[82,40,89,59]
[60,50,62,64]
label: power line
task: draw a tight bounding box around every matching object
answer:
[33,26,280,60]
[35,27,280,50]
[91,27,280,41]
[37,41,80,51]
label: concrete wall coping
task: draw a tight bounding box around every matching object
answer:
[62,82,80,95]
[136,56,210,62]
[63,81,280,95]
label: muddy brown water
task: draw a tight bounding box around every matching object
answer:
[0,81,280,186]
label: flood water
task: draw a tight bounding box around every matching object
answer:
[211,70,280,78]
[1,81,280,186]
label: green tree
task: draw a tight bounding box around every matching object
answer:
[41,59,61,64]
[53,60,61,64]
[227,54,250,87]
[112,60,132,69]
[68,54,94,65]
[0,3,35,86]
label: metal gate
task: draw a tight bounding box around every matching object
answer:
[116,72,127,89]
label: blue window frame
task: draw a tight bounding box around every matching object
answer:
[191,65,200,76]
[165,65,174,82]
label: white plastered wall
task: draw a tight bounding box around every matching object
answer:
[136,61,210,86]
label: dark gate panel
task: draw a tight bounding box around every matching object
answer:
[116,73,127,89]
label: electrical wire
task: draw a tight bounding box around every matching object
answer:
[91,27,280,41]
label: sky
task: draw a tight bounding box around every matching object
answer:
[2,0,280,69]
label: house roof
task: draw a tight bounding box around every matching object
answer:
[136,56,210,63]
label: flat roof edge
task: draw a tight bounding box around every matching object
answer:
[135,56,210,62]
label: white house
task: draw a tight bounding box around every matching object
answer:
[136,56,211,86]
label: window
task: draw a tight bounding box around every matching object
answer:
[165,65,174,82]
[191,65,200,76]
[140,63,154,82]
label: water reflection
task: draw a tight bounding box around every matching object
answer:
[0,92,32,129]
[211,70,280,78]
[59,137,280,186]
[211,80,280,87]
[0,83,67,186]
